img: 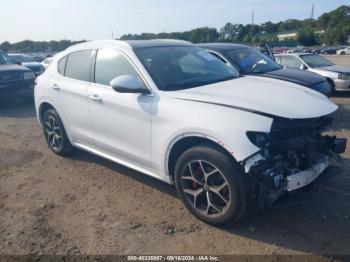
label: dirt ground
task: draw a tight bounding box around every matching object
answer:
[1,55,350,256]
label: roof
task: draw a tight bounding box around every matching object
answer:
[275,53,313,56]
[66,39,192,52]
[125,39,192,49]
[196,43,250,51]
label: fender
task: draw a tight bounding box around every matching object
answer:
[164,131,247,178]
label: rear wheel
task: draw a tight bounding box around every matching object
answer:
[42,109,73,156]
[174,144,247,225]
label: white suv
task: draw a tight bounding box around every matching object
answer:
[35,40,346,225]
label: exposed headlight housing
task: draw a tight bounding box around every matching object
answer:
[246,131,269,148]
[23,71,35,80]
[338,73,350,80]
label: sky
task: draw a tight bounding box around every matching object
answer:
[0,0,348,43]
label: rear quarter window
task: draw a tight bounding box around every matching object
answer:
[57,56,67,75]
[64,50,94,82]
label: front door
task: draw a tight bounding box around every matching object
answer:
[88,48,153,168]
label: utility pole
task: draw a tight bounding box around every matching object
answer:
[251,10,254,36]
[310,4,314,21]
[112,30,114,40]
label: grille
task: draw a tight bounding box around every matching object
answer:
[0,71,23,82]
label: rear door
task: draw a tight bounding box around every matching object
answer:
[48,49,95,146]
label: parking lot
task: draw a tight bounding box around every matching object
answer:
[0,55,350,256]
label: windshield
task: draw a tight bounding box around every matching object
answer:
[0,53,8,65]
[300,54,334,68]
[225,47,281,74]
[9,54,35,63]
[134,46,238,91]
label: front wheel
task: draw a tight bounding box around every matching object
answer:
[326,78,336,96]
[174,144,247,225]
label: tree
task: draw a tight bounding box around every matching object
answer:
[297,28,317,46]
[0,41,11,51]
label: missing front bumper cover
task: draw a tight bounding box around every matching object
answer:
[245,135,346,206]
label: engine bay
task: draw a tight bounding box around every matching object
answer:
[245,114,347,207]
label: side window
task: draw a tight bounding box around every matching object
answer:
[95,49,140,86]
[57,56,67,75]
[282,56,303,69]
[65,50,94,82]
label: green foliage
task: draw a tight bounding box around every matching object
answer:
[0,40,86,53]
[120,27,219,43]
[297,28,317,46]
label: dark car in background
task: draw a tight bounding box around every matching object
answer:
[321,47,337,55]
[8,53,44,77]
[0,50,35,101]
[197,43,331,97]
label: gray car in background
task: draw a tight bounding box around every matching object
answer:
[275,53,350,92]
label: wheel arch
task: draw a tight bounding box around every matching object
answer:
[165,133,240,181]
[38,101,57,124]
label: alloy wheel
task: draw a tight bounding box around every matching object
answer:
[44,116,62,151]
[181,160,231,217]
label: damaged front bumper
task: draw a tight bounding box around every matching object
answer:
[286,155,331,191]
[244,115,347,207]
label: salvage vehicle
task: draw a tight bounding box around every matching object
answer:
[8,53,45,77]
[35,40,346,225]
[276,53,350,93]
[197,43,331,97]
[0,50,35,100]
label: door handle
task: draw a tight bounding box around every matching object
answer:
[51,84,60,90]
[89,94,103,102]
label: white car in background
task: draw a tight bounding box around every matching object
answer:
[337,47,350,55]
[276,53,350,92]
[34,40,346,225]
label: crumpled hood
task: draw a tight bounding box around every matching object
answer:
[165,76,338,119]
[319,65,350,74]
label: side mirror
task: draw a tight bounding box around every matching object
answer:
[300,64,307,70]
[110,75,151,95]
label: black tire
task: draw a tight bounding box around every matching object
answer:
[326,78,336,96]
[340,51,345,55]
[42,109,73,156]
[174,143,247,225]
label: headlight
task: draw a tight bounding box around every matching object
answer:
[338,73,350,80]
[23,71,35,80]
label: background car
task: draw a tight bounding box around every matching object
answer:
[321,47,337,55]
[197,43,331,97]
[337,47,350,55]
[275,53,350,93]
[0,50,35,101]
[8,53,45,77]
